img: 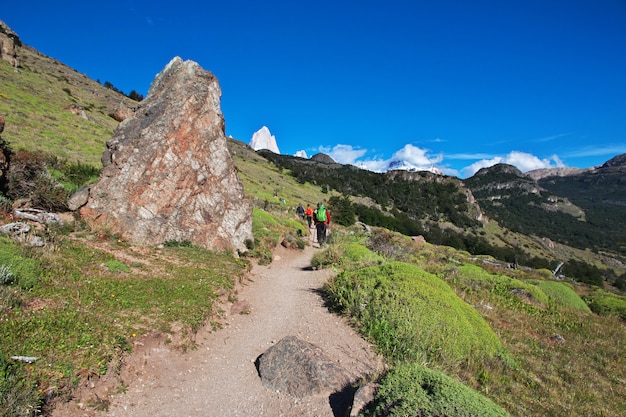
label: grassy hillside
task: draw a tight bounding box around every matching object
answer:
[0,47,136,165]
[320,228,626,417]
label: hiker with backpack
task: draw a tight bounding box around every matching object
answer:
[314,202,330,246]
[296,203,305,219]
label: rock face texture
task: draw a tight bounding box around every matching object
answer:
[310,153,336,164]
[256,336,350,398]
[0,20,20,67]
[81,57,252,252]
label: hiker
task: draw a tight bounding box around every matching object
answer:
[296,203,305,219]
[314,202,330,246]
[304,204,314,228]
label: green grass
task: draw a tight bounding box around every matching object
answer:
[0,231,248,414]
[0,59,125,165]
[311,240,384,271]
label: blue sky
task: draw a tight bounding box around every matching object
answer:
[3,0,626,178]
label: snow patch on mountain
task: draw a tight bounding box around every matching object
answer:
[249,126,280,154]
[387,159,443,175]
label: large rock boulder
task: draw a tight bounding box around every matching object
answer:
[80,57,252,252]
[256,336,350,398]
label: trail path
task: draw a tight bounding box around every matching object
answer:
[54,243,381,417]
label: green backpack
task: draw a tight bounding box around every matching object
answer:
[316,206,327,222]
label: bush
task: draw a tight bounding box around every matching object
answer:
[0,286,22,311]
[366,229,418,262]
[584,289,626,320]
[361,363,510,417]
[453,264,550,308]
[6,150,69,211]
[0,265,15,286]
[341,243,384,269]
[311,244,344,269]
[324,262,505,365]
[527,280,591,313]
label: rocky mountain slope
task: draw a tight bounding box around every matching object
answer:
[0,20,137,165]
[463,157,626,258]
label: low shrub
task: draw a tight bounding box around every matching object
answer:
[584,289,626,320]
[366,228,418,262]
[452,264,549,308]
[341,242,384,270]
[0,286,22,311]
[0,264,15,286]
[324,262,505,365]
[360,363,510,417]
[280,218,307,237]
[527,279,591,313]
[311,244,344,269]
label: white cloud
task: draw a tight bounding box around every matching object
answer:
[461,151,565,177]
[391,144,443,167]
[563,145,626,158]
[322,144,368,165]
[319,143,443,174]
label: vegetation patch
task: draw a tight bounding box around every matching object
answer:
[451,264,549,308]
[527,279,591,313]
[324,261,505,365]
[360,362,510,417]
[0,234,248,414]
[584,289,626,320]
[0,237,42,289]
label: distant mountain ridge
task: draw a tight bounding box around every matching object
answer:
[464,155,626,255]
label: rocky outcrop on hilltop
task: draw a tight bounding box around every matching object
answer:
[80,57,252,252]
[525,167,589,181]
[310,153,336,164]
[467,163,543,195]
[600,153,626,170]
[0,20,20,67]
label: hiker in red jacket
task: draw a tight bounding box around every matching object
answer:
[304,204,314,228]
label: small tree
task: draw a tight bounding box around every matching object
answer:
[128,90,144,102]
[328,196,356,226]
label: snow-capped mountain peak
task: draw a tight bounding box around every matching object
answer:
[249,126,280,154]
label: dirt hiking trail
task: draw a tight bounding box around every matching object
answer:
[53,243,382,417]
